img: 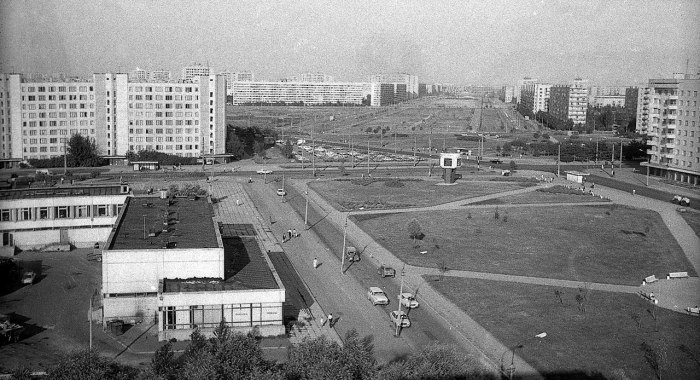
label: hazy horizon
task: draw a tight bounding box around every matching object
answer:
[1,0,698,86]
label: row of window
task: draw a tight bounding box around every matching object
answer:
[129,118,199,126]
[23,95,93,102]
[0,204,119,222]
[162,303,281,330]
[23,102,93,109]
[23,85,93,93]
[129,112,199,119]
[130,95,198,101]
[131,136,197,142]
[129,86,198,93]
[24,128,92,135]
[129,144,199,151]
[23,112,92,119]
[129,103,198,109]
[129,128,198,134]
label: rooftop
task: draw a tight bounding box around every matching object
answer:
[0,184,127,201]
[162,235,278,292]
[108,197,218,250]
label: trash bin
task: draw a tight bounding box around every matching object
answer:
[109,320,124,336]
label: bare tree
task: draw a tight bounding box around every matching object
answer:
[406,218,423,245]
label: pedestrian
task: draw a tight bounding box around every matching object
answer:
[282,233,286,242]
[327,313,334,328]
[288,229,293,240]
[292,228,297,238]
[591,183,595,189]
[611,170,615,177]
[313,258,318,269]
[236,199,240,206]
[632,189,636,195]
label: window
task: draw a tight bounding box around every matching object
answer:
[76,205,89,218]
[55,206,69,219]
[96,205,109,217]
[39,207,49,219]
[21,208,31,221]
[0,209,10,221]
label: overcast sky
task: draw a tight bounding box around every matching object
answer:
[1,0,698,86]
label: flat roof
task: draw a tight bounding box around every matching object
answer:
[108,197,218,250]
[0,184,126,201]
[162,236,278,292]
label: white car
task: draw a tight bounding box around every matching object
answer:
[276,189,287,196]
[21,271,36,285]
[399,293,419,309]
[367,287,389,306]
[257,169,272,175]
[390,310,411,328]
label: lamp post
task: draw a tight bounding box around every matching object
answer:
[394,264,406,337]
[340,213,348,274]
[503,332,547,380]
[304,183,309,229]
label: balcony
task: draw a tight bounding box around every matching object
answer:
[646,130,658,137]
[646,149,656,155]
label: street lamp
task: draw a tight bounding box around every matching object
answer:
[503,332,547,380]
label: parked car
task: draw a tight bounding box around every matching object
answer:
[390,310,411,328]
[378,265,396,278]
[346,246,360,262]
[257,169,272,175]
[367,287,389,305]
[21,271,36,285]
[399,293,419,309]
[672,195,690,206]
[490,159,503,164]
[276,189,287,196]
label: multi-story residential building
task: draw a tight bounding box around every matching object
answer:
[516,77,538,104]
[181,64,210,83]
[500,86,515,103]
[638,74,700,184]
[220,72,255,93]
[533,84,551,112]
[299,72,334,83]
[369,73,419,99]
[625,87,639,116]
[591,95,625,107]
[0,72,226,161]
[149,70,172,83]
[130,68,148,82]
[370,83,396,107]
[548,79,589,126]
[0,74,16,165]
[229,81,370,106]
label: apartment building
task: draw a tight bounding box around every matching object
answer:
[149,70,172,83]
[591,95,625,107]
[220,72,254,92]
[369,73,419,99]
[299,72,334,83]
[0,73,226,161]
[229,81,370,106]
[516,77,538,104]
[181,65,210,82]
[130,68,148,82]
[370,83,396,107]
[638,75,700,184]
[548,79,589,126]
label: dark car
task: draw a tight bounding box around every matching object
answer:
[490,159,503,164]
[378,265,396,278]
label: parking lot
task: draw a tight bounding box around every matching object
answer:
[0,249,105,370]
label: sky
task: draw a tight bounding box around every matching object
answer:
[1,0,699,86]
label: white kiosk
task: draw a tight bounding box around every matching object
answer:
[440,153,462,184]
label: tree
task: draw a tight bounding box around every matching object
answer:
[406,218,423,244]
[67,134,104,167]
[254,141,266,158]
[378,343,491,380]
[151,341,177,379]
[226,134,246,159]
[509,160,518,172]
[48,349,139,380]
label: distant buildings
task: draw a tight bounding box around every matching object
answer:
[149,70,172,83]
[369,73,419,100]
[637,73,700,185]
[220,71,254,92]
[130,68,148,82]
[229,81,370,106]
[516,77,538,104]
[299,72,334,83]
[547,78,589,126]
[0,72,226,162]
[500,86,515,103]
[181,64,211,82]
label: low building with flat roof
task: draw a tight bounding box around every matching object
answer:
[101,196,284,340]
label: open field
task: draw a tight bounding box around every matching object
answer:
[470,187,611,205]
[354,205,694,285]
[678,209,700,237]
[426,276,700,379]
[310,178,534,211]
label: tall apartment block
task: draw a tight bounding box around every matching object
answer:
[220,72,254,93]
[637,74,700,184]
[149,70,172,83]
[299,72,334,83]
[369,73,419,99]
[181,65,211,83]
[0,73,226,163]
[229,81,370,106]
[548,78,589,126]
[521,83,551,114]
[516,77,538,104]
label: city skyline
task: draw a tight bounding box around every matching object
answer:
[1,0,699,86]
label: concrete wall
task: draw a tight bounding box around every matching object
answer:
[159,323,284,341]
[102,247,225,294]
[102,295,158,325]
[12,227,113,250]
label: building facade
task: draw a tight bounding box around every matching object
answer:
[0,73,226,161]
[181,65,211,82]
[638,75,700,184]
[149,70,172,83]
[591,95,625,107]
[548,79,589,126]
[229,81,370,106]
[0,184,131,253]
[370,83,396,107]
[299,72,334,83]
[369,73,419,99]
[220,72,254,92]
[516,77,538,104]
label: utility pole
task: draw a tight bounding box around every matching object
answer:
[611,143,615,165]
[646,160,650,187]
[311,117,316,177]
[63,138,67,175]
[557,144,561,177]
[394,132,397,155]
[619,141,623,169]
[351,137,355,168]
[367,137,370,175]
[89,292,93,349]
[281,172,285,203]
[394,264,406,337]
[304,183,309,229]
[413,134,417,165]
[340,213,348,274]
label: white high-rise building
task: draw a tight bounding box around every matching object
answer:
[0,72,227,161]
[516,77,538,104]
[149,70,172,83]
[299,72,334,83]
[130,68,148,82]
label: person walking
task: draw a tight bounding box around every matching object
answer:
[313,258,318,269]
[288,229,293,240]
[292,228,297,238]
[632,189,636,195]
[327,313,334,328]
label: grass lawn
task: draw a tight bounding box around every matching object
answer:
[310,178,533,211]
[354,205,694,285]
[470,190,610,205]
[678,210,700,237]
[426,276,700,379]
